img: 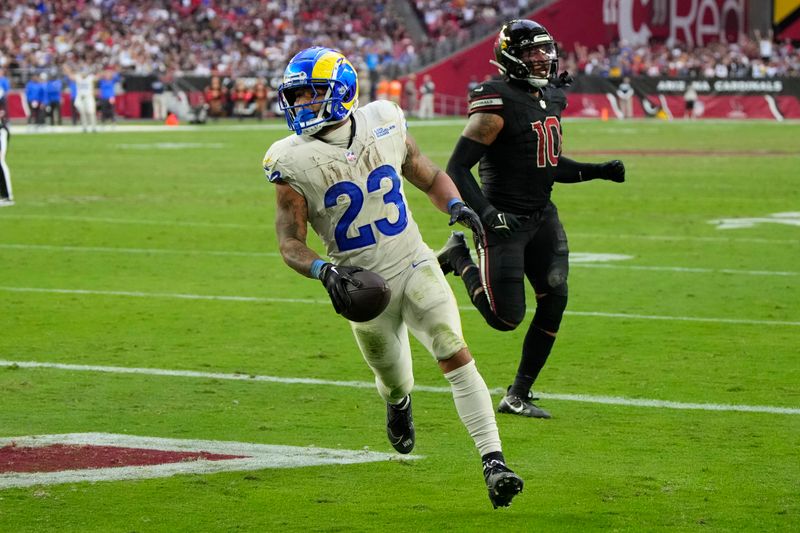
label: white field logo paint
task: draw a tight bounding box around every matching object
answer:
[0,433,419,489]
[710,212,800,230]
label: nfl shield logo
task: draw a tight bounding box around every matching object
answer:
[345,150,357,162]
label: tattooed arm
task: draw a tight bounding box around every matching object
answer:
[401,132,462,213]
[274,182,322,278]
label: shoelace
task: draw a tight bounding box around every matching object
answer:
[483,459,507,473]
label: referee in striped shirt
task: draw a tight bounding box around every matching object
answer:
[0,109,12,206]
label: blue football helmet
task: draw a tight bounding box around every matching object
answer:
[278,47,359,135]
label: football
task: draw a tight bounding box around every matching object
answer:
[341,269,391,322]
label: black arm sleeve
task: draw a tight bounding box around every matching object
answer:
[446,136,491,215]
[554,156,602,183]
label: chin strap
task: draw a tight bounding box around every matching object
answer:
[292,108,318,135]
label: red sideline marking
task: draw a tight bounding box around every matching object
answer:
[0,444,246,473]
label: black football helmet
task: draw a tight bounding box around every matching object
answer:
[492,19,558,88]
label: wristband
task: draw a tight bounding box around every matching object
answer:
[310,259,326,279]
[447,198,463,210]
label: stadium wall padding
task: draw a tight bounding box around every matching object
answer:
[412,0,752,100]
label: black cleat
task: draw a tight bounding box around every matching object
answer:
[483,459,524,508]
[386,395,415,454]
[436,231,469,276]
[497,388,552,419]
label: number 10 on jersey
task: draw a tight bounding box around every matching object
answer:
[531,116,562,168]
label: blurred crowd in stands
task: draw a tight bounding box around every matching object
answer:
[0,0,535,86]
[562,30,799,79]
[0,1,797,123]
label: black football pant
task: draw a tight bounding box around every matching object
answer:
[458,202,569,394]
[469,202,569,331]
[0,124,11,200]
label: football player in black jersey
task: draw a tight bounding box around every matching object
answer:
[438,19,626,418]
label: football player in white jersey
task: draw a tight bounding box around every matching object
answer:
[65,64,97,133]
[263,47,523,508]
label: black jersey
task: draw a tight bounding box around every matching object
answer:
[467,79,567,213]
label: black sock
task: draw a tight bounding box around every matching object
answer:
[509,325,555,398]
[481,450,505,466]
[461,262,483,298]
[452,248,474,278]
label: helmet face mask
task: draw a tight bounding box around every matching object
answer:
[278,47,359,135]
[493,20,558,89]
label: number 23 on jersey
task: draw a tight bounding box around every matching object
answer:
[325,164,408,252]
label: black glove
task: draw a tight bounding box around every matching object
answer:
[319,263,363,314]
[598,160,625,183]
[448,200,485,241]
[555,71,574,88]
[480,206,526,239]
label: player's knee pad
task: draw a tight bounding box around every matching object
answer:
[546,264,568,290]
[533,292,568,333]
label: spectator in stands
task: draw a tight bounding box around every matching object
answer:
[0,69,9,116]
[205,76,226,120]
[231,79,255,120]
[223,77,236,118]
[98,70,121,125]
[756,29,774,61]
[388,78,403,106]
[151,74,168,121]
[404,73,418,117]
[418,74,435,119]
[616,77,634,119]
[0,109,12,207]
[376,76,390,100]
[46,74,63,126]
[68,77,78,126]
[357,59,372,105]
[24,74,45,126]
[253,80,270,121]
[684,83,698,120]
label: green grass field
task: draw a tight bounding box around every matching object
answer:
[1,118,798,532]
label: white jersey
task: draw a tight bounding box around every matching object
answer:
[264,100,426,279]
[75,74,96,100]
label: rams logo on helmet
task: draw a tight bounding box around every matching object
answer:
[278,47,359,135]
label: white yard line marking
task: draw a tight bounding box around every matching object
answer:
[0,433,417,489]
[3,244,796,277]
[0,214,256,229]
[0,286,316,303]
[12,120,471,136]
[573,263,798,277]
[1,286,798,326]
[1,360,797,416]
[570,232,800,246]
[0,243,279,258]
[1,215,796,247]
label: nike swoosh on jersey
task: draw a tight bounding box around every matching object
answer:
[411,259,429,268]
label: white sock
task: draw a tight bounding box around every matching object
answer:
[444,360,502,456]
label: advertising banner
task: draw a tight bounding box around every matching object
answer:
[562,76,800,120]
